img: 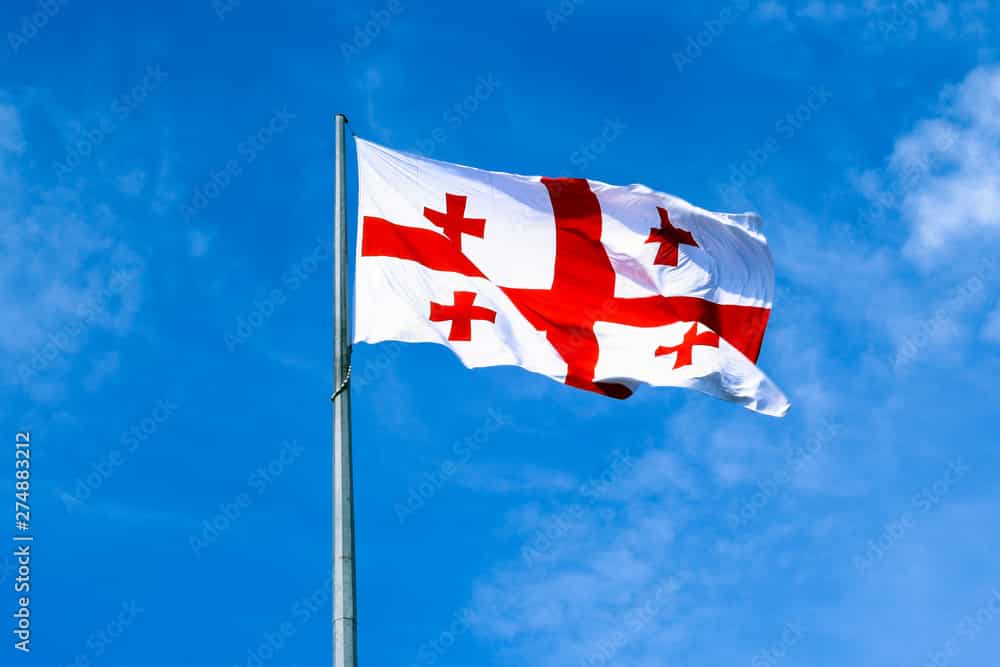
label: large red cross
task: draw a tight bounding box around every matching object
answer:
[423,193,486,250]
[645,206,698,267]
[429,291,497,341]
[362,179,770,399]
[655,323,720,369]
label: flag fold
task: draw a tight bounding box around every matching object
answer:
[354,138,790,417]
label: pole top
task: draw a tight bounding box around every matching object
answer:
[336,113,350,124]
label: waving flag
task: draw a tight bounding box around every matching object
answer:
[353,138,789,416]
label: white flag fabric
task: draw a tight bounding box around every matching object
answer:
[353,138,790,416]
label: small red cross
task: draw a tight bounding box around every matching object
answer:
[429,291,497,341]
[655,323,720,369]
[645,207,698,267]
[424,193,486,250]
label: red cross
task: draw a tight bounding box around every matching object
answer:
[645,207,698,267]
[655,323,720,369]
[362,181,770,399]
[423,193,486,250]
[429,290,497,341]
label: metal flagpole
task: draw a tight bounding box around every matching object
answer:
[332,113,358,667]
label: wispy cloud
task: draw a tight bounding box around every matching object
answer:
[454,462,578,495]
[983,303,1000,343]
[465,436,698,666]
[753,0,996,43]
[0,92,152,399]
[881,64,1000,261]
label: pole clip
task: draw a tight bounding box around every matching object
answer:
[331,346,353,402]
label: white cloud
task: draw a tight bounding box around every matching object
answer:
[117,168,146,196]
[0,103,25,155]
[455,462,578,495]
[467,492,685,667]
[884,64,1000,260]
[752,1,790,23]
[754,0,995,40]
[797,0,851,22]
[924,2,952,31]
[827,498,1000,664]
[463,435,693,664]
[983,304,1000,343]
[187,228,212,257]
[60,494,180,525]
[0,96,145,398]
[464,409,842,666]
[83,350,122,391]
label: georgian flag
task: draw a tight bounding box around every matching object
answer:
[354,138,790,416]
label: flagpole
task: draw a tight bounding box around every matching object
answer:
[333,113,358,667]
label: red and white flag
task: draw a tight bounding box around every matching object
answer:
[354,138,790,416]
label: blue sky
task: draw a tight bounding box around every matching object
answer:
[3,1,1000,665]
